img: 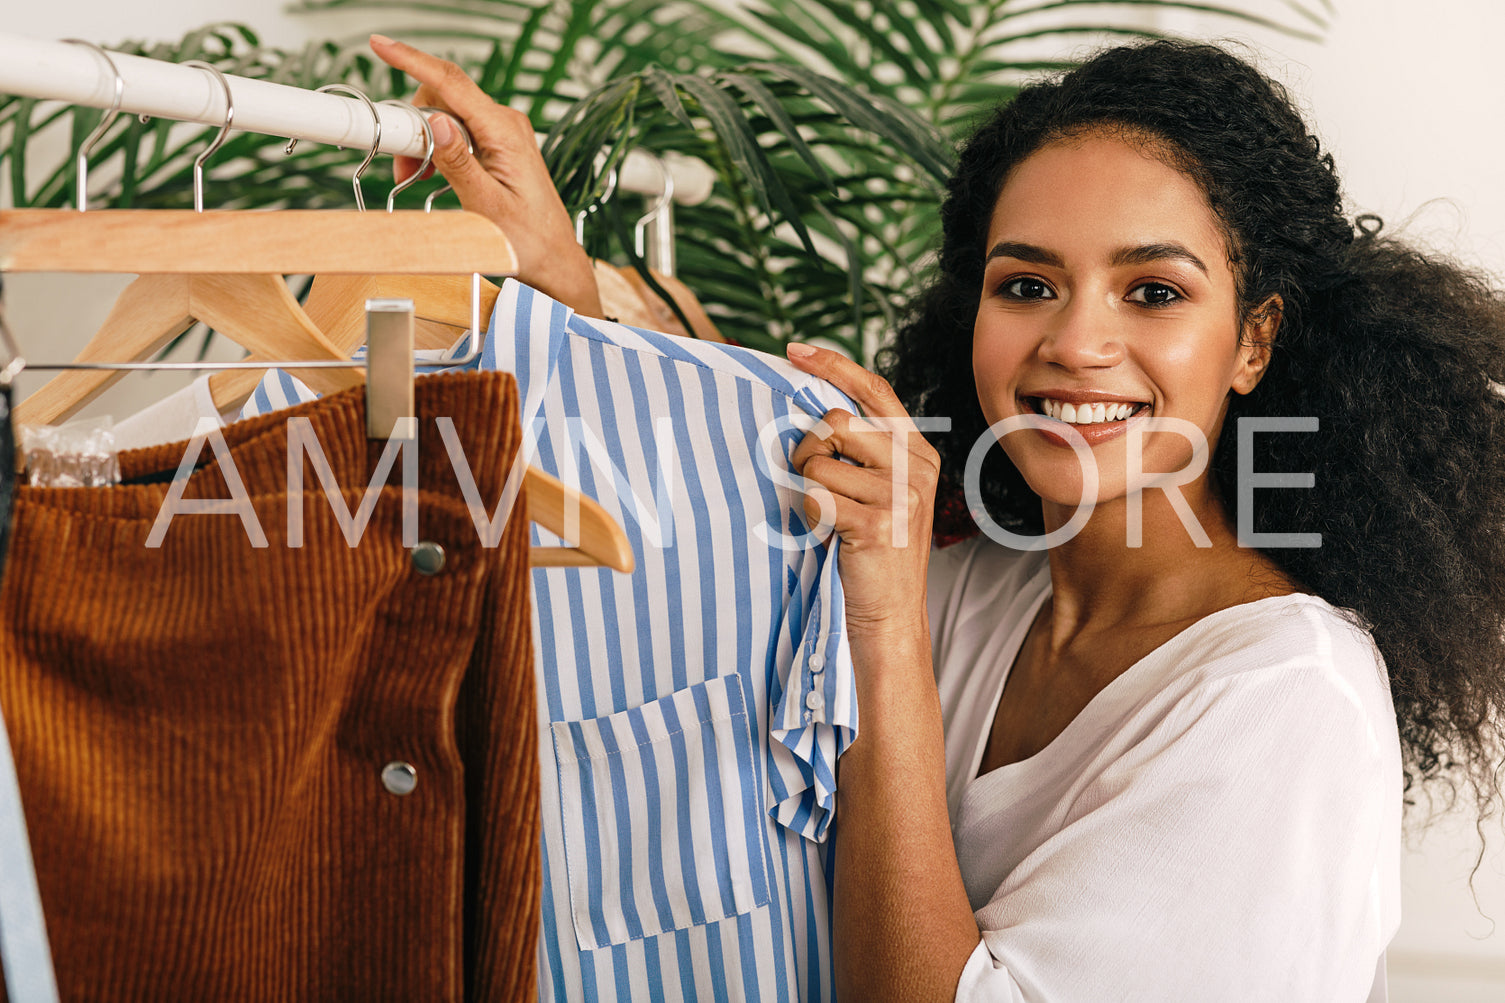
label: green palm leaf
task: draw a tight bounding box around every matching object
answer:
[2,0,1331,362]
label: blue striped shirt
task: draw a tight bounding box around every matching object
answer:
[242,279,859,1000]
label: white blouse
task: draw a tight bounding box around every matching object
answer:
[927,537,1402,1002]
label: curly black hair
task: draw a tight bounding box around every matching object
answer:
[880,39,1505,819]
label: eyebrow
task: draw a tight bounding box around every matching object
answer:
[985,240,1209,276]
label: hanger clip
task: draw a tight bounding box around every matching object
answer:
[365,298,415,441]
[21,415,120,487]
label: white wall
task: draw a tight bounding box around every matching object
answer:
[6,1,1505,998]
[1155,0,1505,277]
[8,0,360,50]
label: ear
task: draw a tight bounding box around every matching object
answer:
[1231,294,1282,395]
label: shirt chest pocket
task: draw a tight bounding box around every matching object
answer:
[550,673,772,951]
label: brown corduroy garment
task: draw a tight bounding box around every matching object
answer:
[0,371,538,1002]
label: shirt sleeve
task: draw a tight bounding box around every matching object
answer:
[766,384,861,844]
[956,654,1401,1003]
[767,528,856,842]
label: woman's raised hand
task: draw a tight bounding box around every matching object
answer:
[367,34,602,316]
[785,343,939,645]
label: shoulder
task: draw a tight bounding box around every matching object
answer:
[1170,593,1390,706]
[1050,596,1403,858]
[1138,594,1401,782]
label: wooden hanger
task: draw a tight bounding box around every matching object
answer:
[199,106,492,411]
[215,258,722,419]
[209,269,633,573]
[14,272,357,426]
[206,272,498,412]
[0,208,634,573]
[4,209,516,425]
[615,266,730,344]
[593,261,660,330]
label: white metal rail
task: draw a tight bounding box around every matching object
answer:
[0,30,715,205]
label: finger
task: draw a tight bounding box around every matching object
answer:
[393,153,438,187]
[826,414,908,470]
[784,342,911,420]
[789,408,917,473]
[800,454,901,508]
[407,85,450,116]
[801,490,917,550]
[373,37,546,192]
[369,35,498,123]
[789,416,842,473]
[369,37,493,184]
[800,482,839,535]
[394,97,456,184]
[423,112,506,218]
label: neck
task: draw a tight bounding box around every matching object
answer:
[1036,475,1289,637]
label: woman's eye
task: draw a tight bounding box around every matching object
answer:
[1128,282,1182,306]
[1000,277,1055,300]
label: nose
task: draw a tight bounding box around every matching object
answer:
[1036,291,1124,370]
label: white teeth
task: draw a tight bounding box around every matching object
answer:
[1038,399,1140,425]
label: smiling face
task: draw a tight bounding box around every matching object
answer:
[973,131,1273,516]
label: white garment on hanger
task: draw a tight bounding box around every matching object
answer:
[111,375,237,451]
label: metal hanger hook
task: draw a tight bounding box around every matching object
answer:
[377,100,433,212]
[181,61,234,213]
[573,164,620,243]
[285,84,380,212]
[416,107,473,212]
[633,152,675,259]
[61,39,125,213]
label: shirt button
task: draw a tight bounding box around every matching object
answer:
[805,690,825,711]
[411,541,446,575]
[381,761,418,796]
[809,653,825,674]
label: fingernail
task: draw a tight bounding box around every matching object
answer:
[786,342,816,359]
[370,34,395,46]
[430,115,455,147]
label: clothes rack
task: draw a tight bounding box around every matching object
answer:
[0,29,716,206]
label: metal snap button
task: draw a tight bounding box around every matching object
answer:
[381,761,418,796]
[411,541,446,576]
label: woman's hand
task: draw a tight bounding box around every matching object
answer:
[367,35,603,317]
[787,342,978,1002]
[785,342,939,645]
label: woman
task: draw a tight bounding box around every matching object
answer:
[784,39,1505,1001]
[370,34,1505,1001]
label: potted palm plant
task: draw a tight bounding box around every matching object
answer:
[0,0,1330,357]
